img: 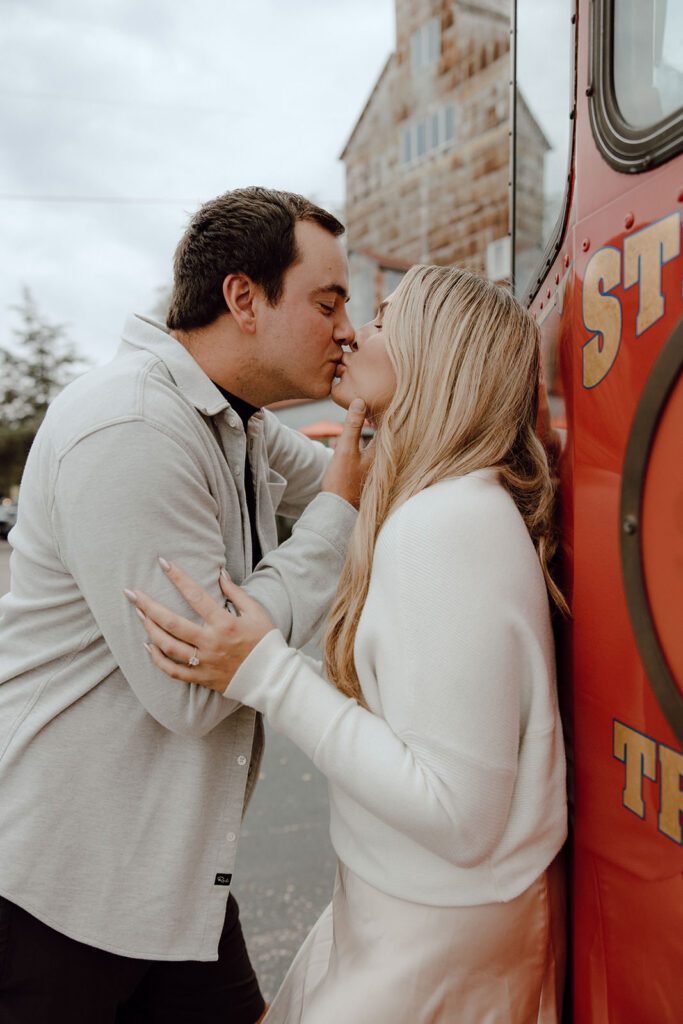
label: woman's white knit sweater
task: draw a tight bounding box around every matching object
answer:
[227,469,567,906]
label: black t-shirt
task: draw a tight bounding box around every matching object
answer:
[213,385,262,569]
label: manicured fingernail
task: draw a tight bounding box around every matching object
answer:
[220,567,231,582]
[144,642,154,654]
[123,588,137,602]
[158,557,171,572]
[135,607,146,622]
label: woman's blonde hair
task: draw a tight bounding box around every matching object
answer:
[323,264,568,705]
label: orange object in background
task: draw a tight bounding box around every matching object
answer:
[299,420,344,440]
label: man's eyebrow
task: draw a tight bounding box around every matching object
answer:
[313,284,349,302]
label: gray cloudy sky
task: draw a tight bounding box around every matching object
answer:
[2,0,579,369]
[1,0,395,365]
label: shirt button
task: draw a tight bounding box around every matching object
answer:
[234,466,241,477]
[226,831,236,842]
[237,755,247,766]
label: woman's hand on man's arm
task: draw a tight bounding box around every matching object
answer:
[127,561,275,693]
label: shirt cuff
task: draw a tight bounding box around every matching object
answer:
[293,492,357,557]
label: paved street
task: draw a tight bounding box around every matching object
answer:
[236,729,336,1001]
[0,538,335,1003]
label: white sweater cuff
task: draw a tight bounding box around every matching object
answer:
[224,629,351,760]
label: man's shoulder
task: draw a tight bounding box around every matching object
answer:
[44,345,194,455]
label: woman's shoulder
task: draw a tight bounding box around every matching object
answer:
[388,470,516,537]
[374,471,535,583]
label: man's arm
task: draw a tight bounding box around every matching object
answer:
[53,420,243,737]
[244,401,370,647]
[52,410,362,736]
[261,409,332,518]
[241,492,355,647]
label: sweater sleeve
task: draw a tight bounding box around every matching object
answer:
[227,480,529,868]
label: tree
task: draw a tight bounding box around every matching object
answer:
[0,288,85,431]
[0,289,87,495]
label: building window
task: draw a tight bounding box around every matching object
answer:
[444,104,455,141]
[430,113,440,147]
[411,17,441,74]
[416,120,427,157]
[401,104,457,165]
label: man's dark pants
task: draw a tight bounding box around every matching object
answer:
[0,892,265,1023]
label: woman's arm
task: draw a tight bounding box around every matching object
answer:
[131,480,535,869]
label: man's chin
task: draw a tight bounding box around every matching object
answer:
[301,377,334,401]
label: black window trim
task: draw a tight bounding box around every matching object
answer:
[588,0,683,174]
[620,317,683,747]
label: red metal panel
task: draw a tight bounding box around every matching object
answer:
[641,371,683,695]
[527,4,683,1018]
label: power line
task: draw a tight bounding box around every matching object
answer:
[0,193,200,205]
[0,89,225,115]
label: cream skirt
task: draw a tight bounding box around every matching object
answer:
[264,855,566,1024]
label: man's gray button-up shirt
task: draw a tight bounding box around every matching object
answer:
[0,314,356,961]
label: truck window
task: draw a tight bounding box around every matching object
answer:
[513,1,574,300]
[614,0,683,129]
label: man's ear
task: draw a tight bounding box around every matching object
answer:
[222,274,257,334]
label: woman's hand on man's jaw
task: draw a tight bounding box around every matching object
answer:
[321,399,375,509]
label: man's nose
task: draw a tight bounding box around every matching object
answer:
[333,309,355,347]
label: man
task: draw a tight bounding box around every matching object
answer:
[0,187,367,1021]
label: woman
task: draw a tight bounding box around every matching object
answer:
[130,266,568,1022]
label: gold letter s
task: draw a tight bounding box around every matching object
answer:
[582,247,622,388]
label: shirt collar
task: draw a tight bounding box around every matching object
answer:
[119,314,231,417]
[213,384,259,428]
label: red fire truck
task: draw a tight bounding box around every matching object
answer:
[513,1,682,1019]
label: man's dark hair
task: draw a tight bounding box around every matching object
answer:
[166,186,345,331]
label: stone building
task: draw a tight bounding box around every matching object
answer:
[341,0,548,324]
[270,0,548,440]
